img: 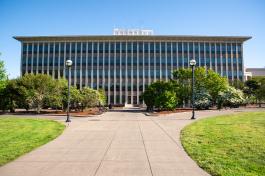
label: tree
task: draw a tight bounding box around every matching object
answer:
[80,87,98,110]
[97,89,107,106]
[141,87,156,111]
[0,54,8,91]
[204,69,228,105]
[44,78,67,109]
[172,68,192,107]
[255,78,265,107]
[62,86,82,111]
[172,67,228,107]
[244,79,260,95]
[18,74,55,113]
[142,81,178,111]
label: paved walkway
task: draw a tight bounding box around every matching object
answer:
[0,108,261,176]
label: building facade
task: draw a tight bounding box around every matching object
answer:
[245,67,265,80]
[14,35,251,105]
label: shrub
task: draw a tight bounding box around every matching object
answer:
[217,86,245,108]
[194,89,212,110]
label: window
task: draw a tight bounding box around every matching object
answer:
[122,42,126,53]
[150,43,154,53]
[155,42,160,53]
[87,42,92,53]
[144,42,149,53]
[133,42,137,53]
[93,42,98,53]
[161,42,166,53]
[23,44,27,54]
[139,42,143,53]
[99,42,104,53]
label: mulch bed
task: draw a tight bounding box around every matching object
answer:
[1,108,103,117]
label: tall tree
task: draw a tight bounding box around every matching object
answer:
[0,54,8,91]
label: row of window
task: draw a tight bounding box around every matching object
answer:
[23,42,242,54]
[22,57,243,65]
[23,68,243,77]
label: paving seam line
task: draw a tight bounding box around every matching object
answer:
[93,127,118,176]
[138,120,154,176]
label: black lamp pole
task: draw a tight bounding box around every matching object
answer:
[190,59,196,120]
[66,60,72,123]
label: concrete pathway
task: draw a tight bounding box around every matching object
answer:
[0,108,262,176]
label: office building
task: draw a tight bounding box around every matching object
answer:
[14,30,251,105]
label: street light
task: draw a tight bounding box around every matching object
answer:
[190,59,196,120]
[65,59,72,123]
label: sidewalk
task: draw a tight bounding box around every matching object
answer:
[0,108,259,176]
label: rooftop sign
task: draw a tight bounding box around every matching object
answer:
[113,28,154,36]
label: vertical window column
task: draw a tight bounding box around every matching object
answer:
[36,43,39,74]
[62,42,66,78]
[52,42,55,78]
[137,42,139,104]
[236,42,239,80]
[148,42,151,85]
[131,43,133,104]
[171,42,173,79]
[165,42,168,81]
[214,43,217,72]
[198,43,201,67]
[108,42,111,105]
[159,42,162,80]
[91,42,94,88]
[103,42,105,91]
[58,43,61,78]
[85,42,88,87]
[113,42,117,104]
[225,43,228,79]
[42,43,44,74]
[47,43,50,75]
[125,41,128,104]
[31,43,34,73]
[97,42,99,90]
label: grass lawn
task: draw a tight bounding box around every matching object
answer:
[181,111,265,176]
[0,116,65,166]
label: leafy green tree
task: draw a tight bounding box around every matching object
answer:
[142,81,177,111]
[18,74,55,113]
[141,87,156,111]
[97,89,107,106]
[44,78,67,109]
[172,67,228,107]
[204,69,228,104]
[80,87,98,110]
[0,54,8,91]
[255,78,265,107]
[172,68,192,107]
[62,86,82,111]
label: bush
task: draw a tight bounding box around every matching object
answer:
[194,89,212,110]
[217,86,245,108]
[142,81,178,111]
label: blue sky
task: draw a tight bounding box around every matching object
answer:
[0,0,264,78]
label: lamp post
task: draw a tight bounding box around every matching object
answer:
[189,59,196,120]
[65,59,72,123]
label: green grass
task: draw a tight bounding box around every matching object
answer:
[181,112,265,176]
[0,116,65,166]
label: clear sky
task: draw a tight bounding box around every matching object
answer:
[0,0,264,78]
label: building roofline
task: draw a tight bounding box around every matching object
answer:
[246,68,265,70]
[13,35,252,42]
